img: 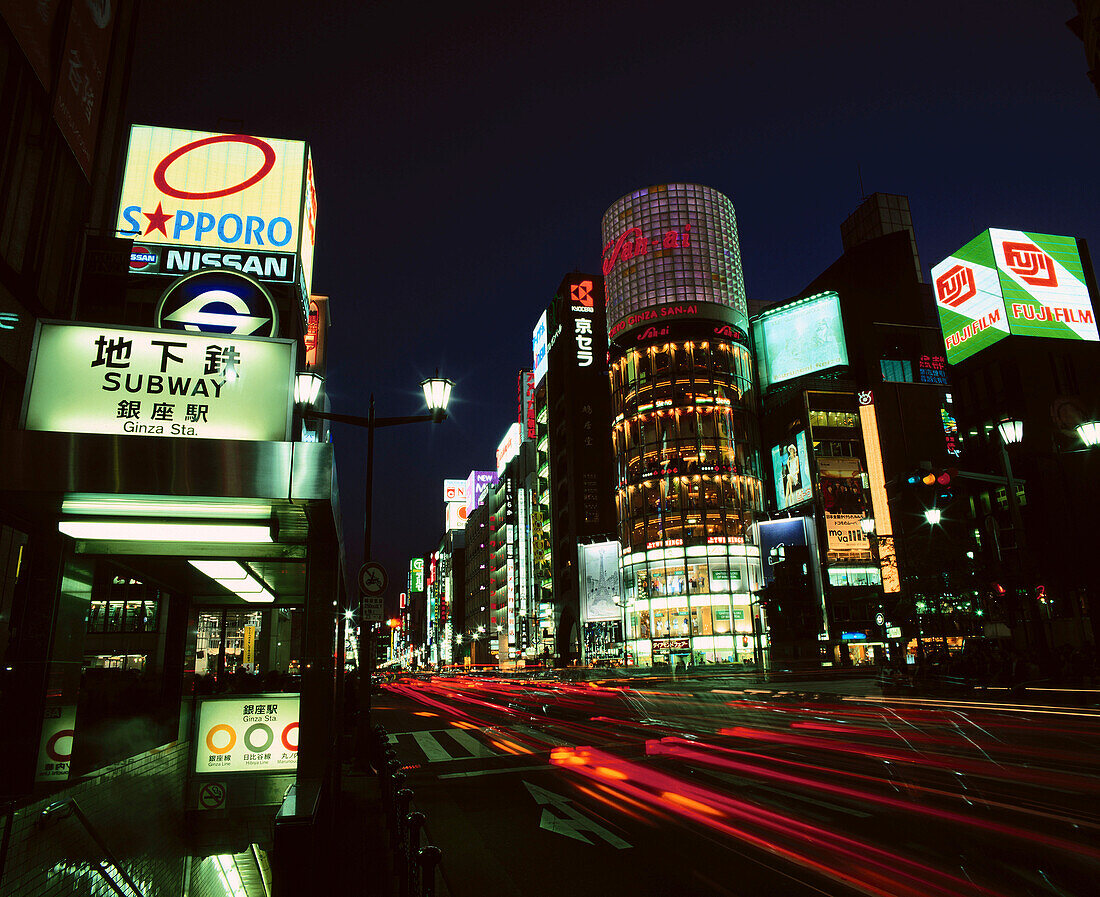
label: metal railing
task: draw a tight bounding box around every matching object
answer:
[37,799,144,897]
[369,724,442,897]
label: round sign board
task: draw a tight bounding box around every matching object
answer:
[358,561,388,597]
[199,782,227,810]
[155,268,279,337]
[875,612,885,626]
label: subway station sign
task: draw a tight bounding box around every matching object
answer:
[195,695,299,774]
[932,229,1098,363]
[22,321,294,442]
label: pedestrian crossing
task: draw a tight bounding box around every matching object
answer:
[388,727,559,764]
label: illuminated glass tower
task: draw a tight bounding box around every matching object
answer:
[603,184,764,668]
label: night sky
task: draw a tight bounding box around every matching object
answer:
[125,1,1099,606]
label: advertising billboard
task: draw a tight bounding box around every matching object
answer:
[465,470,498,516]
[518,370,536,438]
[532,311,548,386]
[601,184,748,340]
[754,292,848,390]
[991,229,1097,342]
[817,457,869,553]
[23,321,294,442]
[195,695,299,774]
[579,541,621,623]
[443,479,466,504]
[756,518,810,588]
[771,431,812,510]
[445,501,467,532]
[496,422,521,474]
[932,229,1097,364]
[116,126,316,305]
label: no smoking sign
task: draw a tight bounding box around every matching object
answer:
[199,781,227,810]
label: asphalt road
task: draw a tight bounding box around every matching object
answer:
[372,673,1100,897]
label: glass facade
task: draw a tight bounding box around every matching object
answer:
[610,340,764,665]
[603,184,763,668]
[602,184,748,335]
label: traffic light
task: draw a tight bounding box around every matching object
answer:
[904,467,957,501]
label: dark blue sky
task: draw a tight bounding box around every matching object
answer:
[126,1,1099,599]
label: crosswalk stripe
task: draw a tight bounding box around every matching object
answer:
[447,728,499,758]
[412,731,455,762]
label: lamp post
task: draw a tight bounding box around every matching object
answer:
[301,371,454,759]
[996,417,1049,666]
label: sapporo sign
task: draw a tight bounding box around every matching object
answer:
[195,695,299,775]
[22,322,294,442]
[115,126,317,304]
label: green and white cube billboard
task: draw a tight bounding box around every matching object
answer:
[933,229,1098,364]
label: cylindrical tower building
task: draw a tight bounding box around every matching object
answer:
[603,184,764,668]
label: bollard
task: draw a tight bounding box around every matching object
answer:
[394,788,414,862]
[403,812,425,897]
[417,845,443,897]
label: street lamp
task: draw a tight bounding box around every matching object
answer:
[997,418,1024,446]
[924,508,942,525]
[299,373,453,757]
[1076,420,1100,447]
[860,516,876,535]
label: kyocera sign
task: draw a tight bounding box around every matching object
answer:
[932,229,1097,363]
[116,126,315,297]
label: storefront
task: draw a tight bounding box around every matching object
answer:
[621,544,763,665]
[0,321,348,823]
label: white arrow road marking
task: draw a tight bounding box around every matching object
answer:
[163,290,271,334]
[523,780,632,849]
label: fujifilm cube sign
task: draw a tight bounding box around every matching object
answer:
[933,229,1098,364]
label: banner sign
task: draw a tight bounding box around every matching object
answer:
[23,321,294,442]
[195,695,299,774]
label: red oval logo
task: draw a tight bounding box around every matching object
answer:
[153,134,276,200]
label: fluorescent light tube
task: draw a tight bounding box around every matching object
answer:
[189,560,249,579]
[59,519,273,543]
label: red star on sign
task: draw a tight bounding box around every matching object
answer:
[142,202,173,237]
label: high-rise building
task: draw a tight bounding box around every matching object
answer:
[531,273,617,664]
[840,192,923,285]
[603,185,765,668]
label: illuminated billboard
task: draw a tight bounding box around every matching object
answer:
[116,126,316,304]
[532,311,548,385]
[465,470,498,516]
[443,479,466,504]
[753,292,848,390]
[601,184,748,340]
[496,422,521,474]
[195,695,299,774]
[771,431,812,510]
[817,457,869,554]
[23,321,294,442]
[579,541,621,623]
[932,229,1097,364]
[445,501,467,532]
